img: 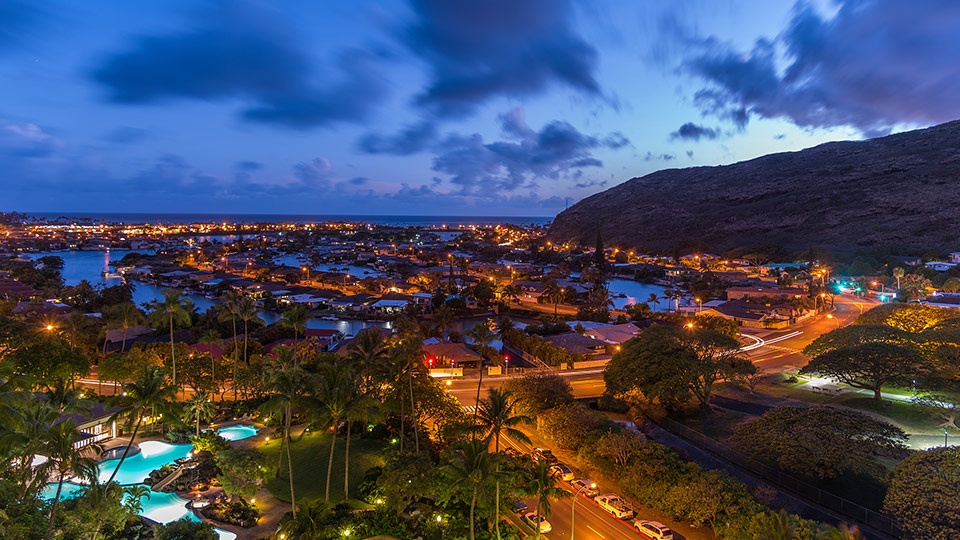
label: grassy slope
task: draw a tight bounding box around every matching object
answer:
[259,430,387,504]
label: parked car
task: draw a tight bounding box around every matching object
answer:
[595,493,635,520]
[634,520,673,540]
[570,479,599,498]
[511,501,528,514]
[532,447,557,464]
[521,512,553,533]
[549,463,574,481]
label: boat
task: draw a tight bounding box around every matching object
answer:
[101,270,123,279]
[320,315,339,321]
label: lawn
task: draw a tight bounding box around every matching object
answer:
[838,396,943,433]
[260,430,387,504]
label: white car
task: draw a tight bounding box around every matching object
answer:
[634,520,673,540]
[521,512,553,533]
[594,493,635,520]
[570,479,599,498]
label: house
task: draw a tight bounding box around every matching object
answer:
[370,298,409,314]
[925,261,958,272]
[584,323,641,345]
[950,252,960,264]
[0,278,40,299]
[922,294,960,308]
[726,286,807,301]
[423,342,482,368]
[62,401,121,449]
[543,332,610,359]
[699,299,792,329]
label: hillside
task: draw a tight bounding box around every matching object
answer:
[548,120,960,255]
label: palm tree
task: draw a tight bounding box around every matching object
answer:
[122,484,151,517]
[432,303,455,342]
[10,401,60,498]
[523,460,570,540]
[43,420,100,539]
[663,289,678,312]
[184,392,216,436]
[217,291,241,385]
[893,267,905,290]
[466,321,495,424]
[236,295,258,365]
[46,380,91,416]
[260,348,302,517]
[85,481,136,540]
[442,439,495,540]
[646,293,661,312]
[543,279,563,319]
[148,289,193,387]
[280,304,308,365]
[347,328,388,394]
[824,523,866,540]
[104,367,177,486]
[474,388,532,540]
[108,302,144,353]
[311,363,352,503]
[276,499,334,540]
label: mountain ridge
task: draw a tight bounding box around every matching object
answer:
[548,119,960,255]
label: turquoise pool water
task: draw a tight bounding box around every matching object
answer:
[216,424,258,441]
[41,438,238,539]
[97,440,192,485]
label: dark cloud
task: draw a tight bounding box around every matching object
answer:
[0,119,59,157]
[773,133,786,141]
[682,0,960,135]
[686,150,694,159]
[357,120,437,155]
[92,2,384,129]
[670,122,719,141]
[348,177,369,185]
[103,126,149,145]
[573,179,608,189]
[403,0,601,116]
[431,108,627,193]
[236,160,262,171]
[0,0,42,51]
[643,152,675,161]
[602,132,630,149]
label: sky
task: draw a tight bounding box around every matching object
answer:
[2,0,960,217]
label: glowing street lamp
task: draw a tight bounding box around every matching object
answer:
[695,297,702,312]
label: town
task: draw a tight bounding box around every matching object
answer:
[2,213,959,539]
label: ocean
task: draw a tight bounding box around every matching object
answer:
[23,212,554,227]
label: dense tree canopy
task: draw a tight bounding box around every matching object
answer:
[884,447,960,540]
[801,342,931,400]
[730,406,908,480]
[604,324,754,410]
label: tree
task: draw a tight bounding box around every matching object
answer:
[521,460,569,540]
[730,406,908,480]
[502,372,574,417]
[280,304,308,365]
[854,303,955,333]
[104,367,177,485]
[310,362,353,504]
[803,324,916,357]
[217,291,241,385]
[148,289,193,387]
[236,295,258,365]
[892,266,905,291]
[883,447,960,540]
[474,388,532,540]
[214,449,268,502]
[646,293,661,312]
[260,349,302,517]
[604,325,754,410]
[542,279,563,319]
[183,392,216,436]
[276,499,335,540]
[801,342,930,400]
[42,421,99,539]
[154,517,218,540]
[467,320,495,423]
[103,302,144,354]
[440,439,495,540]
[432,303,456,342]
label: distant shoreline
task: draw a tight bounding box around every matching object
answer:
[16,212,554,227]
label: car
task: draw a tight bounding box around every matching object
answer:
[532,447,557,464]
[570,479,599,498]
[510,500,528,514]
[634,520,673,540]
[549,463,574,481]
[595,493,635,520]
[521,512,553,533]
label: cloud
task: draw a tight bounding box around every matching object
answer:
[430,108,628,193]
[670,122,719,141]
[236,160,262,172]
[91,2,384,129]
[680,0,960,135]
[0,119,59,157]
[357,120,437,155]
[103,126,149,145]
[643,152,675,161]
[403,0,601,116]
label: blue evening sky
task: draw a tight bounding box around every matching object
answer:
[2,0,959,216]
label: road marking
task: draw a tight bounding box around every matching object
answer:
[586,525,605,538]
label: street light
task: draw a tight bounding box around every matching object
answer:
[826,314,840,329]
[571,482,597,540]
[695,297,702,312]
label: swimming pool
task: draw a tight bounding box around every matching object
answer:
[97,441,192,486]
[39,480,87,501]
[216,424,259,441]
